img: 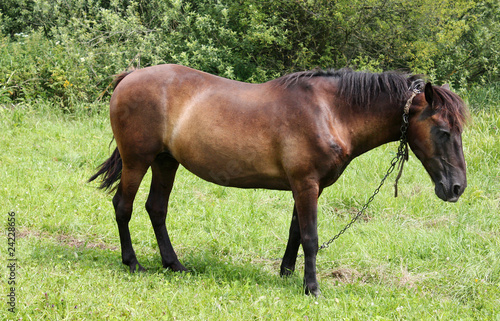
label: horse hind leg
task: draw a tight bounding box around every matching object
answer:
[280,205,301,276]
[145,153,187,272]
[113,162,150,273]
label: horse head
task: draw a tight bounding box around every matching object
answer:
[407,83,468,202]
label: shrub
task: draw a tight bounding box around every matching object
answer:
[0,0,498,111]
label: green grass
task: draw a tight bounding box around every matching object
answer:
[1,96,499,320]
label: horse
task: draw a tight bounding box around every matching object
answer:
[89,64,468,296]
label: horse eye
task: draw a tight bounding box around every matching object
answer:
[440,129,451,136]
[437,129,451,140]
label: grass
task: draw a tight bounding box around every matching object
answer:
[0,94,499,320]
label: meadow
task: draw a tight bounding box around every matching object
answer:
[0,85,499,320]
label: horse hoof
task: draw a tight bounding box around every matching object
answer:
[280,266,295,277]
[168,261,188,272]
[130,263,146,273]
[305,285,321,297]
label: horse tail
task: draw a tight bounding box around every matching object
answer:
[88,147,122,192]
[88,70,135,191]
[113,69,135,89]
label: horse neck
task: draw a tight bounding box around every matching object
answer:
[341,99,405,158]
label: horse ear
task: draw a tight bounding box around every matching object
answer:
[424,82,434,106]
[441,83,450,90]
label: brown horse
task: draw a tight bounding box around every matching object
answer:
[89,64,468,296]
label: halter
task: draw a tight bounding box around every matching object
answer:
[394,82,423,197]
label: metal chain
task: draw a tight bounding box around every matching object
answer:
[266,88,420,261]
[317,132,405,251]
[316,88,419,253]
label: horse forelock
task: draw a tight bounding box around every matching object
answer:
[433,86,469,132]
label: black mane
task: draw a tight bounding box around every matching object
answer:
[276,68,423,107]
[276,68,468,130]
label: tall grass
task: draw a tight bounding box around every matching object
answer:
[0,88,499,319]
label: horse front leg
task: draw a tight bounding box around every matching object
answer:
[291,181,320,296]
[281,188,323,277]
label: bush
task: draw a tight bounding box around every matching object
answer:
[0,0,498,111]
[0,32,96,110]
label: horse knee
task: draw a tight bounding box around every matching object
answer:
[145,200,167,226]
[113,194,133,224]
[301,234,318,254]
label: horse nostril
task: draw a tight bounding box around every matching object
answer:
[453,184,462,196]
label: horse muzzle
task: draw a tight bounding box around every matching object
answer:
[435,178,466,202]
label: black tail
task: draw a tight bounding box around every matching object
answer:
[113,69,134,89]
[88,147,122,192]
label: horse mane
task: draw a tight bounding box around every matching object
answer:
[276,68,467,130]
[276,68,418,107]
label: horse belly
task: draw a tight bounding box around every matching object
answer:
[187,163,290,190]
[178,144,289,189]
[169,123,288,189]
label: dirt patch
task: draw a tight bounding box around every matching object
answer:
[331,207,373,222]
[325,264,435,289]
[329,267,363,284]
[423,215,455,228]
[397,265,437,289]
[18,228,118,251]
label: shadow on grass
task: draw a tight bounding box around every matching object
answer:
[23,232,302,292]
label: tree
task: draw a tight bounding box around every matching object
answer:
[1,0,497,108]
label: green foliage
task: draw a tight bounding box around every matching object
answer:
[0,0,498,110]
[0,0,35,36]
[436,0,500,88]
[0,32,105,112]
